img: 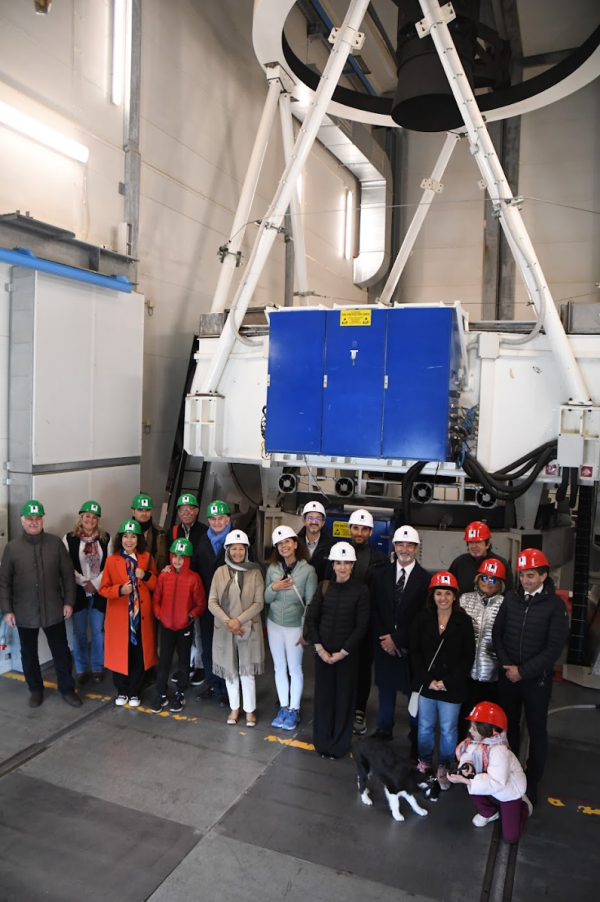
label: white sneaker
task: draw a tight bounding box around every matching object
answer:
[472,812,500,827]
[128,696,141,707]
[523,794,534,817]
[115,695,128,706]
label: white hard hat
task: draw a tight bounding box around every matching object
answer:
[225,529,250,547]
[302,501,326,517]
[271,525,298,545]
[348,509,374,529]
[328,541,357,562]
[393,525,420,545]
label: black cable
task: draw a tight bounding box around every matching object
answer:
[555,466,570,503]
[229,464,261,508]
[492,441,556,476]
[569,466,579,509]
[463,445,556,501]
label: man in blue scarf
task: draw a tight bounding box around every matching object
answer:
[192,500,232,701]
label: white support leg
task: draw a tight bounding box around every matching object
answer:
[417,0,591,405]
[201,0,371,395]
[279,92,309,297]
[379,131,460,306]
[211,73,284,314]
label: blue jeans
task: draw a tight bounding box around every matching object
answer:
[72,596,105,673]
[417,695,461,767]
[377,685,418,744]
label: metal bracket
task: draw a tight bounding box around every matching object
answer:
[477,179,487,190]
[217,245,243,266]
[416,2,456,38]
[264,63,295,94]
[329,26,365,50]
[323,375,328,388]
[506,195,524,210]
[420,177,444,193]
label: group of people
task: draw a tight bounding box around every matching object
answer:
[0,497,569,842]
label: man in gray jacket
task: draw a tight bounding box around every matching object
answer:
[0,500,81,708]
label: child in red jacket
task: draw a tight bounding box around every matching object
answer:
[151,538,206,713]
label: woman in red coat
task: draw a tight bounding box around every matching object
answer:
[99,519,158,707]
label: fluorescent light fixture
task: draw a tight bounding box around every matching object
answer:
[112,0,127,105]
[0,100,89,162]
[344,189,354,260]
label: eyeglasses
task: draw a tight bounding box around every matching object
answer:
[480,575,497,584]
[305,517,324,524]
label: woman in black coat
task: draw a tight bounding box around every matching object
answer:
[410,571,475,789]
[303,542,370,759]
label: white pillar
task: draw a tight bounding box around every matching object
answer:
[279,92,309,297]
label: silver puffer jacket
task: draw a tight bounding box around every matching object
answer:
[459,590,504,681]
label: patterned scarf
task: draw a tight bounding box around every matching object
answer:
[456,731,509,773]
[120,550,141,645]
[79,532,101,577]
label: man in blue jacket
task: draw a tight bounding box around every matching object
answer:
[492,547,569,806]
[370,526,429,755]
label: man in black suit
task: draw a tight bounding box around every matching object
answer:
[371,525,430,754]
[297,500,334,582]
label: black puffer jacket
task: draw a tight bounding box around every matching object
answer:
[410,607,475,704]
[492,577,569,681]
[304,578,370,654]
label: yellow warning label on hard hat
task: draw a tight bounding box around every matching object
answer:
[340,309,371,326]
[332,521,351,538]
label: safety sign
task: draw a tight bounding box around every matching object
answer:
[340,309,371,326]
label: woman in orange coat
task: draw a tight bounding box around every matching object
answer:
[99,519,158,707]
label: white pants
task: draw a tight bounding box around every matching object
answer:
[267,620,304,710]
[226,674,256,712]
[191,618,203,669]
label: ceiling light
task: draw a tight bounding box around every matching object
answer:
[0,100,89,162]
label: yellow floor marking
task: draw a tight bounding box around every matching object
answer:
[265,735,315,751]
[578,805,600,816]
[548,798,565,807]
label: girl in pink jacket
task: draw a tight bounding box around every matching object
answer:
[448,701,533,844]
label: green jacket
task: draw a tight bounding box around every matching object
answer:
[264,559,317,628]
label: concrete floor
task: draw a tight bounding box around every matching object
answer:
[0,662,598,902]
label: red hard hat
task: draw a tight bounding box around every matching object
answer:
[516,548,549,570]
[464,521,491,542]
[478,558,506,580]
[467,702,508,732]
[429,571,459,592]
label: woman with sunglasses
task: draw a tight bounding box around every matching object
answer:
[459,558,507,720]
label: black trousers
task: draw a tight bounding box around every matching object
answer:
[199,611,226,693]
[497,672,553,789]
[155,624,194,695]
[18,620,75,695]
[313,653,359,757]
[355,631,374,713]
[113,634,146,698]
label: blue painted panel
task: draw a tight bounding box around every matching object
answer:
[321,309,386,457]
[265,310,326,453]
[382,307,456,461]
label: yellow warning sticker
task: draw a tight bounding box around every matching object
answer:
[340,309,371,326]
[332,520,351,538]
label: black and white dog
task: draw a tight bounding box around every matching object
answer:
[354,738,441,822]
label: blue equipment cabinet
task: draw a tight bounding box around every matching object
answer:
[265,306,461,462]
[321,309,386,457]
[265,310,326,453]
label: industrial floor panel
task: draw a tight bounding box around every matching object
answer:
[511,723,600,902]
[0,771,199,902]
[215,742,492,898]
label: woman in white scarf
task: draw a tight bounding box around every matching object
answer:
[208,530,265,726]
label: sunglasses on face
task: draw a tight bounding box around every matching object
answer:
[480,575,497,584]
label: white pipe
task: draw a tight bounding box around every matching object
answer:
[211,75,282,314]
[418,0,591,405]
[279,92,309,296]
[379,131,459,306]
[201,0,371,394]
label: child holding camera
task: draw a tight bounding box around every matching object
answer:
[447,702,533,844]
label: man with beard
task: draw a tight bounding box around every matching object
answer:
[370,526,429,756]
[297,501,333,581]
[449,521,513,596]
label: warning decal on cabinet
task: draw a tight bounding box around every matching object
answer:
[340,309,371,326]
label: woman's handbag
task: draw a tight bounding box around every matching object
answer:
[409,635,446,717]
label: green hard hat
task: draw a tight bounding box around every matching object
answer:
[169,538,193,557]
[21,500,45,517]
[131,493,153,510]
[79,500,101,516]
[207,500,230,517]
[118,519,142,535]
[176,493,199,508]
